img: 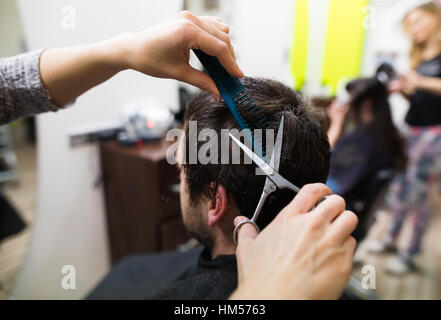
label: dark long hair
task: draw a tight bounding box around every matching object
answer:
[346,68,407,170]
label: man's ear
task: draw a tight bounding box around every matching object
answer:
[207,183,229,228]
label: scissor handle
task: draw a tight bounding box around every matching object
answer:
[233,195,331,246]
[250,189,271,222]
[233,219,260,246]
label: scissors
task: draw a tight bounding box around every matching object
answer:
[231,116,305,246]
[230,118,377,299]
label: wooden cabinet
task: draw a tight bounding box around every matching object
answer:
[100,140,190,265]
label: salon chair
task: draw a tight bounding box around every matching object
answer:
[350,168,396,243]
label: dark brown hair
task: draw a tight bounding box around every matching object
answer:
[346,76,407,171]
[182,77,330,229]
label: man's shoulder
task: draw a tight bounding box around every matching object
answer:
[147,264,238,300]
[147,248,238,300]
[86,246,204,300]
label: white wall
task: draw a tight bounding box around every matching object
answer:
[0,0,23,57]
[230,0,416,126]
[362,0,413,127]
[231,0,295,85]
[12,0,181,299]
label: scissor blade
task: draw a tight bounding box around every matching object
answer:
[264,116,284,191]
[230,132,301,194]
[272,116,284,173]
[229,134,274,176]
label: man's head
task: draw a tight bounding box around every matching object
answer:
[178,77,330,253]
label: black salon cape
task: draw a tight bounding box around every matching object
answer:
[86,246,237,300]
[87,245,359,300]
[148,247,237,300]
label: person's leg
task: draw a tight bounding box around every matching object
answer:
[404,129,441,257]
[368,130,418,253]
[386,174,410,245]
[386,127,441,274]
[389,128,429,236]
[368,128,422,254]
[406,206,430,256]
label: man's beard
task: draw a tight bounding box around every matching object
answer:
[183,209,214,249]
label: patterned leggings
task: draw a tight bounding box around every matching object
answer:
[386,125,441,256]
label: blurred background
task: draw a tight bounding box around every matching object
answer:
[0,0,440,299]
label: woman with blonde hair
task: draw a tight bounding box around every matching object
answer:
[371,1,441,274]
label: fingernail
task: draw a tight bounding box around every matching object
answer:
[211,93,221,102]
[238,67,245,78]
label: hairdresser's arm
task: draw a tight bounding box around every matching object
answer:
[327,100,349,149]
[230,184,357,300]
[401,70,441,96]
[417,75,441,96]
[328,124,343,150]
[40,11,242,107]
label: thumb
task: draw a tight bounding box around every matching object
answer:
[234,216,258,250]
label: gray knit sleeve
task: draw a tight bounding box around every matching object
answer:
[0,49,61,125]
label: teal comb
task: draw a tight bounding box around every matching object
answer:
[193,49,271,158]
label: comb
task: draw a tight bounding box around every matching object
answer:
[193,49,271,158]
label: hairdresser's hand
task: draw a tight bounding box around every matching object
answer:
[388,77,405,94]
[230,184,358,300]
[401,70,423,95]
[327,99,349,128]
[40,11,242,106]
[327,100,348,149]
[115,11,243,97]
